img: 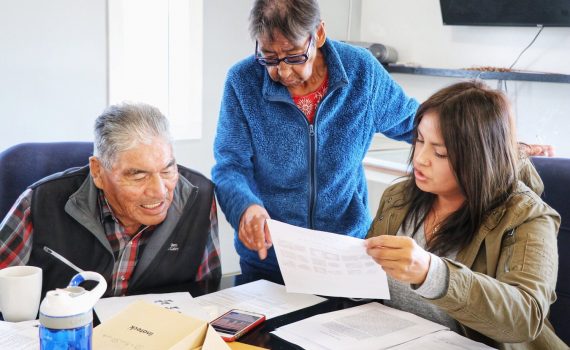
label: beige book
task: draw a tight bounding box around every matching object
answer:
[93,300,230,350]
[227,342,268,350]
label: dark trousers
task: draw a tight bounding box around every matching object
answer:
[236,259,285,285]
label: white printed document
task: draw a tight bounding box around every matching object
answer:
[94,292,210,323]
[0,320,39,350]
[194,279,326,320]
[271,302,448,350]
[390,330,495,349]
[267,219,390,299]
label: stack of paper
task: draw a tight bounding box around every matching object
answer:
[94,280,326,333]
[194,279,327,320]
[389,330,495,349]
[0,320,40,350]
[95,291,210,322]
[272,302,494,350]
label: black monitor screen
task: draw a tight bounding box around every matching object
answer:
[440,0,570,27]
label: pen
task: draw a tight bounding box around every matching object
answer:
[43,246,84,273]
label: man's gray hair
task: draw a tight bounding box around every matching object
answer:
[249,0,321,42]
[94,102,172,169]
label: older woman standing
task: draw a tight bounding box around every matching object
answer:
[212,0,418,282]
[365,81,565,349]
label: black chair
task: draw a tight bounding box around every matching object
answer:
[531,156,570,345]
[0,142,93,219]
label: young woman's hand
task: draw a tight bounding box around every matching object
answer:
[365,235,431,285]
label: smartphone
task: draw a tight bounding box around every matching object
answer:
[210,309,266,342]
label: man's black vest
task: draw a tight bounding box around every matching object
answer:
[27,165,215,298]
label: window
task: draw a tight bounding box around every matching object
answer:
[108,0,203,140]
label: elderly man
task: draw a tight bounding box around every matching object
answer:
[0,103,220,297]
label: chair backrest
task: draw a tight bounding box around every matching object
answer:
[531,156,570,345]
[0,142,93,219]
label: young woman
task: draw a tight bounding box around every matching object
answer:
[365,81,565,349]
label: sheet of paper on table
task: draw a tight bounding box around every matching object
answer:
[94,291,210,323]
[389,329,495,349]
[193,279,327,320]
[0,319,40,350]
[271,302,449,350]
[267,219,390,299]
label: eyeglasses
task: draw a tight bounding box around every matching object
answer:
[255,36,313,66]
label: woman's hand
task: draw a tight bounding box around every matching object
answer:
[520,143,555,157]
[365,235,431,285]
[239,204,272,260]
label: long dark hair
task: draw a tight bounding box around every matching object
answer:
[403,81,519,255]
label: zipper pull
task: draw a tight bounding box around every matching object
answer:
[309,124,315,137]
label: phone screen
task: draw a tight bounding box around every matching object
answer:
[211,310,263,336]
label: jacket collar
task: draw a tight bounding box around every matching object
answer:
[64,169,196,258]
[65,173,112,253]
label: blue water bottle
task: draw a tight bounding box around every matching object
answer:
[39,271,107,350]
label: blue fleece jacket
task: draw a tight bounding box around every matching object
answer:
[212,38,419,272]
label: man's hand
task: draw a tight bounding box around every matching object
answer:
[365,235,431,285]
[239,204,272,260]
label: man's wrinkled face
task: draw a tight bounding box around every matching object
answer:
[90,137,178,233]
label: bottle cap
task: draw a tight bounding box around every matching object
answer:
[39,271,107,329]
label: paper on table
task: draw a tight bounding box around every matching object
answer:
[389,330,496,349]
[0,319,40,350]
[194,279,326,320]
[267,219,390,299]
[271,302,448,350]
[94,292,210,323]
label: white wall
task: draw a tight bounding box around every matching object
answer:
[360,0,570,156]
[0,0,107,151]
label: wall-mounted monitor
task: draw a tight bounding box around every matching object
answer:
[440,0,570,27]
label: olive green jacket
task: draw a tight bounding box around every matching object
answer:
[367,180,565,349]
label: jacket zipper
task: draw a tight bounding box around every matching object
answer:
[504,229,515,273]
[308,123,316,228]
[306,80,343,229]
[286,102,317,230]
[280,78,345,230]
[386,212,394,235]
[131,185,199,287]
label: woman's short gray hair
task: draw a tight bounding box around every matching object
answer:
[94,102,172,169]
[249,0,321,42]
